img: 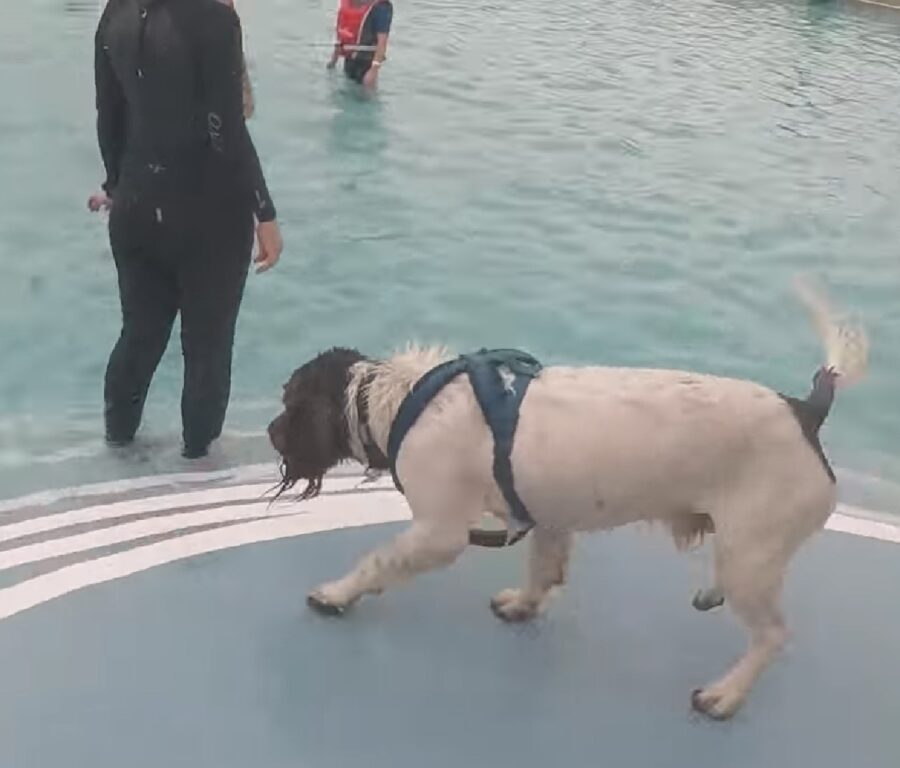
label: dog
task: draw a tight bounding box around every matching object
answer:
[267,281,868,719]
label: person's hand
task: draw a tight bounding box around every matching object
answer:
[326,45,340,70]
[362,66,379,88]
[87,192,112,212]
[254,219,283,273]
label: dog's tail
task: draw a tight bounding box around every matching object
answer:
[794,277,869,429]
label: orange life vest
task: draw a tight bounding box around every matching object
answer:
[335,0,382,53]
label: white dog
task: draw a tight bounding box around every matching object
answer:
[267,281,867,719]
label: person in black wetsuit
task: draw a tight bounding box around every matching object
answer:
[88,0,283,459]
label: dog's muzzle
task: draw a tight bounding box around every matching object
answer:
[268,413,288,455]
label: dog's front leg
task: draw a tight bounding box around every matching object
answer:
[307,520,469,615]
[491,527,572,623]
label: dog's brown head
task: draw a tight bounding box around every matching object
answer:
[267,347,366,500]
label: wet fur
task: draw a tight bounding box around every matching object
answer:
[268,347,366,500]
[267,284,868,720]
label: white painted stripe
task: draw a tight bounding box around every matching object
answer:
[856,0,900,9]
[0,463,274,515]
[0,502,290,571]
[0,474,395,545]
[0,479,890,551]
[826,512,900,545]
[0,484,272,544]
[835,502,900,527]
[0,492,412,621]
[0,494,895,623]
[0,461,376,516]
[0,495,893,577]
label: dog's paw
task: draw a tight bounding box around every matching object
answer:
[692,587,725,612]
[306,587,349,617]
[490,589,539,623]
[690,686,741,720]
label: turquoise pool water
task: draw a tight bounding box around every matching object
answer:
[0,0,898,508]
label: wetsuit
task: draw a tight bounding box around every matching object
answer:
[94,0,276,457]
[343,1,393,83]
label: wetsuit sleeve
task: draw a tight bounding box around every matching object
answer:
[197,5,277,222]
[94,7,125,196]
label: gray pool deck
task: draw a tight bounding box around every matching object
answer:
[0,465,898,768]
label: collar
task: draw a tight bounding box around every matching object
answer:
[356,373,390,471]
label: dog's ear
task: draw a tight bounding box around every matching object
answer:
[269,395,346,500]
[305,394,346,473]
[276,391,348,473]
[269,348,364,499]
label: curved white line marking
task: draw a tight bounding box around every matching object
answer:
[826,511,900,544]
[0,492,411,622]
[0,474,393,545]
[0,462,378,516]
[0,463,274,515]
[0,483,272,544]
[0,493,891,577]
[0,470,895,623]
[0,502,291,572]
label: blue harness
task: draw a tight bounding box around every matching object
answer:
[386,349,543,532]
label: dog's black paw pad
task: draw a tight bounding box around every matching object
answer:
[307,593,346,617]
[490,599,535,624]
[692,590,725,612]
[691,688,706,711]
[691,688,731,721]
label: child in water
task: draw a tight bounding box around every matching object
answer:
[327,0,393,88]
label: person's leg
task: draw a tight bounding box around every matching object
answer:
[343,56,370,83]
[104,203,178,444]
[177,211,253,458]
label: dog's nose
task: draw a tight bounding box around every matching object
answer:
[268,415,286,453]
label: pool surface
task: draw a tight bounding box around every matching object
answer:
[0,465,898,767]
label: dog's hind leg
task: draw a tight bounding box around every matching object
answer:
[692,544,725,612]
[307,518,470,615]
[692,585,725,612]
[491,527,573,623]
[692,482,834,718]
[690,538,789,720]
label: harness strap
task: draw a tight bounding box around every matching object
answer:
[387,356,468,490]
[386,349,542,531]
[467,350,541,532]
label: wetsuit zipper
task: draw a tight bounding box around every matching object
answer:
[136,2,166,225]
[136,5,148,79]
